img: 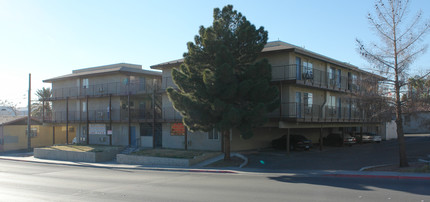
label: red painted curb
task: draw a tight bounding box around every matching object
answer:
[324,174,430,180]
[189,169,237,174]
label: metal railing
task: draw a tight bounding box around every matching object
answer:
[269,102,380,122]
[50,81,161,100]
[43,108,162,123]
[161,77,177,90]
[162,107,182,121]
[271,64,362,93]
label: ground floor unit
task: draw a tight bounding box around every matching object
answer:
[65,120,389,152]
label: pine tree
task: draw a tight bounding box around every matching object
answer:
[167,5,279,160]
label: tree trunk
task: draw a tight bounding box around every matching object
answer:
[395,83,409,167]
[393,21,409,167]
[223,130,231,161]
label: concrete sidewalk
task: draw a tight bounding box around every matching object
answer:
[1,152,430,180]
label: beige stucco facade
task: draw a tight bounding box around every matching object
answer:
[150,41,384,152]
[0,124,74,152]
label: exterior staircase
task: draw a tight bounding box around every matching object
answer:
[121,146,139,155]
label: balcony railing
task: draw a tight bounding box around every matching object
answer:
[49,81,161,100]
[43,109,162,123]
[271,64,362,93]
[161,77,176,90]
[162,107,182,121]
[269,102,380,122]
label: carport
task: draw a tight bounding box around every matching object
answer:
[278,121,383,154]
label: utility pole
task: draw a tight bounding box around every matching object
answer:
[27,73,31,152]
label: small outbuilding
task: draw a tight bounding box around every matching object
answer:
[0,116,72,152]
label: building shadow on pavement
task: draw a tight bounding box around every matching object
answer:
[268,175,430,196]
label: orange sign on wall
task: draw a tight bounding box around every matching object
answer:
[171,123,185,136]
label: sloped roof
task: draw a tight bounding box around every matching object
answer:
[150,41,384,80]
[0,116,42,126]
[44,63,161,83]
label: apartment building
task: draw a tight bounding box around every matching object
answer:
[151,41,385,151]
[43,63,162,147]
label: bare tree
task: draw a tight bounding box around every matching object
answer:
[404,75,430,112]
[0,99,18,116]
[357,0,430,167]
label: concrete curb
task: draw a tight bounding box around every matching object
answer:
[1,155,430,180]
[232,153,248,168]
[359,164,393,172]
[0,156,239,174]
[192,152,248,168]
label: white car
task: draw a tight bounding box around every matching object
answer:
[360,132,381,143]
[372,134,382,143]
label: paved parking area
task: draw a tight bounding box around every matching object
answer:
[243,134,430,171]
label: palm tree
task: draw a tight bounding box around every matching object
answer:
[32,87,52,118]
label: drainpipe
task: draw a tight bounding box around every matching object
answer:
[321,92,328,120]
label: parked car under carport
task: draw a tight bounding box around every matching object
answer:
[323,133,356,147]
[354,132,382,143]
[271,134,312,151]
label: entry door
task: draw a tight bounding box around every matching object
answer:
[130,126,137,147]
[296,92,302,118]
[296,57,302,80]
[154,123,162,148]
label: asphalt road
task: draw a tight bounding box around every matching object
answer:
[0,160,429,202]
[245,134,430,170]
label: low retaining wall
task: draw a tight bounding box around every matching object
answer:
[34,148,122,163]
[117,152,220,167]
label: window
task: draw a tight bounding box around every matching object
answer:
[82,78,89,89]
[337,69,341,88]
[304,93,313,106]
[328,95,336,115]
[329,67,336,86]
[171,123,185,136]
[348,72,352,90]
[303,62,313,79]
[140,123,153,136]
[26,128,38,137]
[352,74,358,90]
[304,92,313,114]
[82,102,87,112]
[139,77,146,91]
[208,128,220,140]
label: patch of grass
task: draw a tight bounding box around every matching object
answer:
[132,149,216,159]
[46,144,123,153]
[410,165,430,173]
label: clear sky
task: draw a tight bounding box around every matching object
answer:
[1,0,430,107]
